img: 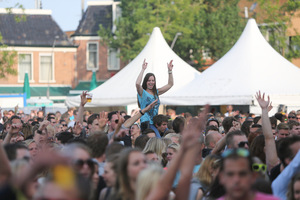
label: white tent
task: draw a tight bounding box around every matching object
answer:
[165,18,300,112]
[65,27,201,107]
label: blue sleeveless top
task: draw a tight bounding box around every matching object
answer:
[137,89,160,124]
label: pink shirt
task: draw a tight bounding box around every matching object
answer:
[217,192,280,200]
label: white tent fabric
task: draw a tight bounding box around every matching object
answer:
[165,18,300,107]
[65,27,201,107]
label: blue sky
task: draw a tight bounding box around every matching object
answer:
[0,0,104,31]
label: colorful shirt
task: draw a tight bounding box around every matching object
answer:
[138,89,160,124]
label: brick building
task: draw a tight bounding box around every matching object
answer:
[0,8,77,104]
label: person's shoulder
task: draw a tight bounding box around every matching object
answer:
[255,192,280,200]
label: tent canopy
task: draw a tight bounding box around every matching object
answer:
[66,27,201,107]
[165,18,300,106]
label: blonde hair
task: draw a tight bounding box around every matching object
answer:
[167,143,180,152]
[164,133,182,144]
[142,138,166,160]
[195,154,221,186]
[136,164,164,200]
[46,124,55,138]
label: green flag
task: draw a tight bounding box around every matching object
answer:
[89,71,97,91]
[23,72,31,99]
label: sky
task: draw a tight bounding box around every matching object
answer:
[0,0,105,31]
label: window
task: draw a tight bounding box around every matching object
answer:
[87,43,98,70]
[39,55,54,82]
[18,54,33,82]
[108,48,120,70]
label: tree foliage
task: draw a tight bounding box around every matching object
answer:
[0,3,26,79]
[248,0,300,60]
[98,0,245,70]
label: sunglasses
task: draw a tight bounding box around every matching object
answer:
[222,148,250,158]
[252,163,267,172]
[74,159,94,169]
[238,141,249,148]
[288,116,296,119]
[61,124,67,127]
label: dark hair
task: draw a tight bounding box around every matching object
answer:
[86,132,108,158]
[153,115,168,127]
[172,116,185,134]
[270,117,277,129]
[253,116,261,124]
[277,135,300,167]
[288,120,300,130]
[241,120,253,137]
[47,112,55,118]
[8,115,22,125]
[105,142,125,158]
[87,114,99,125]
[56,132,74,144]
[134,134,150,150]
[142,73,158,97]
[4,143,28,161]
[249,135,266,163]
[59,119,66,124]
[113,148,142,200]
[222,117,237,133]
[108,111,118,121]
[277,122,289,131]
[225,130,246,148]
[252,178,273,194]
[206,118,220,127]
[205,125,219,136]
[287,173,300,200]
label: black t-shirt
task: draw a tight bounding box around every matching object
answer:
[269,163,281,182]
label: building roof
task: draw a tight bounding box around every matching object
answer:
[73,5,112,36]
[0,9,74,47]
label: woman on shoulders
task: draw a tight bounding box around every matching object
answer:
[136,59,174,131]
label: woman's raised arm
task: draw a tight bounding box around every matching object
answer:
[158,60,174,95]
[136,59,147,96]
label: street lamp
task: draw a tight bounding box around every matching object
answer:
[47,36,59,99]
[170,32,182,49]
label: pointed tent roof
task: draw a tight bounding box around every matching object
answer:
[164,18,300,106]
[65,27,201,107]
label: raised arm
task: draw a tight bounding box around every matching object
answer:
[0,143,11,186]
[77,91,88,124]
[123,99,158,128]
[158,60,174,95]
[255,91,279,170]
[136,59,147,96]
[146,105,209,200]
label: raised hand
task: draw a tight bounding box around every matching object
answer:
[73,121,82,136]
[268,102,273,112]
[39,119,50,131]
[255,91,270,109]
[181,104,209,151]
[142,59,148,70]
[98,111,108,130]
[80,91,88,107]
[167,60,174,71]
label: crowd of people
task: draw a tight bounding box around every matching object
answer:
[0,61,300,200]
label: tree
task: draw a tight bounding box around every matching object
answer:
[0,4,26,79]
[98,0,245,70]
[247,0,300,60]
